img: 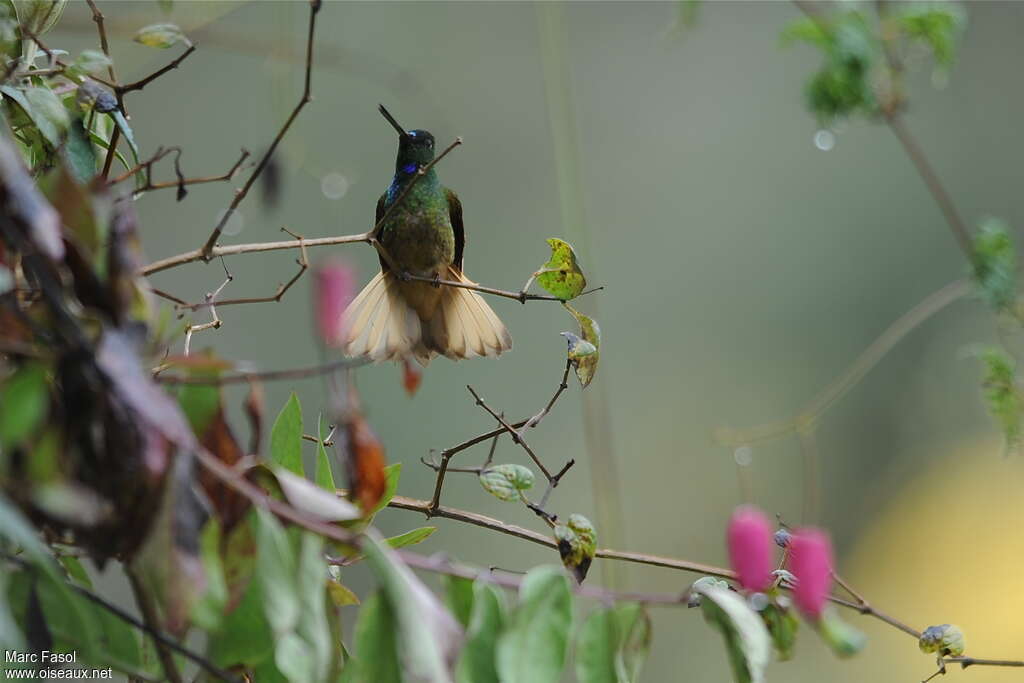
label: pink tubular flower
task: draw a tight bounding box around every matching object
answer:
[314,258,355,347]
[789,527,834,618]
[726,505,773,592]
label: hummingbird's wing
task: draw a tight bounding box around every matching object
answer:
[445,188,465,272]
[375,192,390,272]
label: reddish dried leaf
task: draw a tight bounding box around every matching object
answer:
[243,379,264,456]
[197,404,249,531]
[344,414,387,514]
[402,358,422,397]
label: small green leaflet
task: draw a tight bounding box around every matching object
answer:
[534,238,587,300]
[479,464,534,502]
[270,392,303,474]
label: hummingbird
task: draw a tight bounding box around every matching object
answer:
[340,106,512,365]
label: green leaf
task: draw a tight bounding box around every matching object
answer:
[327,579,360,607]
[385,526,436,550]
[108,110,141,170]
[761,602,799,661]
[75,48,111,73]
[1,85,68,147]
[177,382,220,436]
[496,565,572,683]
[0,362,48,449]
[368,462,402,517]
[352,591,402,683]
[563,304,601,388]
[554,513,597,583]
[479,463,534,502]
[294,532,332,682]
[971,219,1016,313]
[919,623,964,656]
[12,0,67,37]
[133,22,191,48]
[442,574,475,629]
[61,115,96,185]
[207,568,274,669]
[0,570,25,654]
[270,392,303,475]
[817,608,867,658]
[576,605,651,683]
[694,582,771,683]
[534,238,587,300]
[456,580,507,683]
[255,508,299,638]
[362,530,462,682]
[57,556,91,589]
[190,519,228,631]
[898,4,966,66]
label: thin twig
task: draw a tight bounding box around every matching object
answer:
[467,384,552,479]
[170,228,309,312]
[154,357,366,385]
[118,45,197,94]
[426,364,574,512]
[714,279,970,447]
[126,567,184,683]
[199,0,320,260]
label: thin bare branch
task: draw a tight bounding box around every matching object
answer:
[118,45,197,94]
[199,0,320,259]
[126,567,183,683]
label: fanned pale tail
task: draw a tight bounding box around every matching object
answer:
[341,266,512,366]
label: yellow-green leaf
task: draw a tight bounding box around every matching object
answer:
[535,238,586,300]
[133,22,191,49]
[563,304,601,388]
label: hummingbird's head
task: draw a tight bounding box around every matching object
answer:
[379,104,436,172]
[397,129,436,168]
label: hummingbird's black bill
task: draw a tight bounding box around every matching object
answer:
[378,104,407,137]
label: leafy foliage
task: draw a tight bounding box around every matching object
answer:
[979,348,1021,453]
[971,219,1017,314]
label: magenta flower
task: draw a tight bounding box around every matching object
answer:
[726,505,773,592]
[789,527,834,618]
[314,258,355,347]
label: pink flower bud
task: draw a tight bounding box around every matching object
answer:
[726,505,773,592]
[314,258,355,347]
[790,527,834,618]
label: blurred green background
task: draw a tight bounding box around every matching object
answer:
[54,1,1024,680]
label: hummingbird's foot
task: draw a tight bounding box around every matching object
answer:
[397,270,413,282]
[431,273,442,288]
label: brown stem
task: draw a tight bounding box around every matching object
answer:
[154,357,366,386]
[885,113,975,261]
[467,384,553,479]
[199,0,320,259]
[126,568,183,683]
